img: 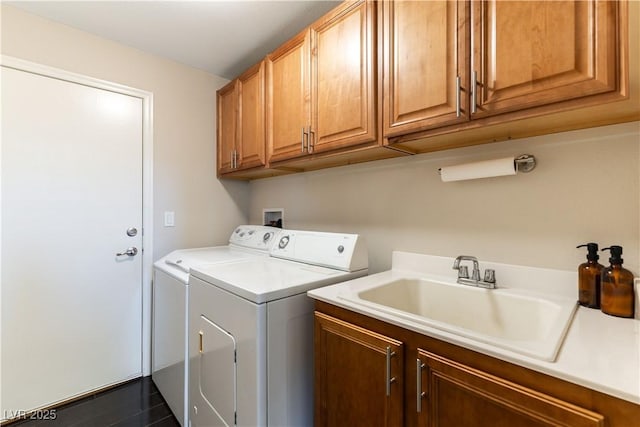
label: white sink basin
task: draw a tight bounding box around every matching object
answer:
[340,277,577,361]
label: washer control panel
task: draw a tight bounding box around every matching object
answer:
[229,225,281,251]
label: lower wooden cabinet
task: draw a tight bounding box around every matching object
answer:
[314,304,639,427]
[314,312,403,427]
[417,349,603,427]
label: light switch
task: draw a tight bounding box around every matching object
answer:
[164,211,175,227]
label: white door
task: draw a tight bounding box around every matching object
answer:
[1,66,143,416]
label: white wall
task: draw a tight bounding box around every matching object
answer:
[250,122,640,276]
[3,3,638,282]
[1,4,250,260]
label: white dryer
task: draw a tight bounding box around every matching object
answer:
[152,225,280,426]
[188,230,368,427]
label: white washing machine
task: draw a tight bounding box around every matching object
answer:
[152,225,281,426]
[188,230,368,427]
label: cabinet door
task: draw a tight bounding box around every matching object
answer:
[216,80,237,174]
[266,30,311,163]
[237,61,266,170]
[471,0,619,118]
[417,349,604,427]
[315,312,403,427]
[383,0,468,138]
[311,0,377,153]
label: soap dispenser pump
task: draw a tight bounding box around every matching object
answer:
[576,243,603,308]
[600,246,635,318]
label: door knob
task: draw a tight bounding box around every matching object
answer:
[116,247,138,257]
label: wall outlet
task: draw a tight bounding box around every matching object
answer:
[164,211,175,227]
[263,208,283,228]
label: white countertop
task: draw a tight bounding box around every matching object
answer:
[308,252,640,404]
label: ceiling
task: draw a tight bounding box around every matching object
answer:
[7,0,340,79]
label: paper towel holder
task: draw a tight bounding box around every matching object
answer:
[514,154,536,173]
[437,154,536,176]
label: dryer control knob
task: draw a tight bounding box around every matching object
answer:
[278,235,290,249]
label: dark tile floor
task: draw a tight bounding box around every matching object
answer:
[6,377,179,427]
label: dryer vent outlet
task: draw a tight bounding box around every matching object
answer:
[263,209,283,228]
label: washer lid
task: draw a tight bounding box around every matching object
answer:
[154,247,258,281]
[190,258,367,304]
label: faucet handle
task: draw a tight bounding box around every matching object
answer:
[483,269,496,284]
[457,265,469,279]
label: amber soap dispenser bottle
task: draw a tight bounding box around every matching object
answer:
[600,246,635,318]
[576,243,603,308]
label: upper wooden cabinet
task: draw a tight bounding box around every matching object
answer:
[217,0,633,178]
[311,0,377,152]
[217,80,237,174]
[383,0,469,137]
[384,0,629,150]
[267,0,377,164]
[216,61,266,176]
[471,0,620,118]
[237,62,267,170]
[266,30,311,163]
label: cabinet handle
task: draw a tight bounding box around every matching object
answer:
[308,127,315,154]
[416,358,426,412]
[199,331,203,353]
[386,346,396,397]
[230,151,234,169]
[301,127,308,152]
[455,75,461,118]
[471,70,478,114]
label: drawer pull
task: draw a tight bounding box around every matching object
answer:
[386,346,396,396]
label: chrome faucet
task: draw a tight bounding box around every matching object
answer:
[452,255,496,289]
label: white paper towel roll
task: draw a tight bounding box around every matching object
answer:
[440,157,516,182]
